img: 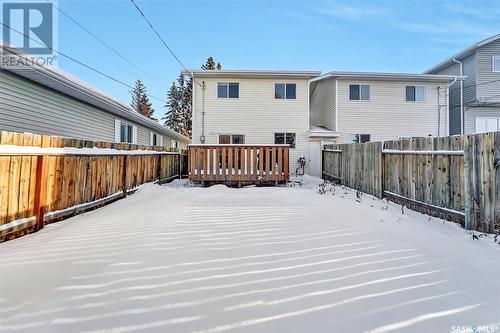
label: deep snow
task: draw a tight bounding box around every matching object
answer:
[0,177,499,333]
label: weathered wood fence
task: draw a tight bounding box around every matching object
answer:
[0,130,187,242]
[188,144,289,185]
[323,132,499,233]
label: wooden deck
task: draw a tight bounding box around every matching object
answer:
[188,144,289,185]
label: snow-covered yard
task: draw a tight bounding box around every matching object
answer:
[0,178,499,333]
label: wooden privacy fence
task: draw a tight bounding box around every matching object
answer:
[188,144,289,185]
[0,130,187,242]
[323,132,500,233]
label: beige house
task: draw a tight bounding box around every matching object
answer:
[308,72,462,176]
[186,70,320,176]
[187,69,461,177]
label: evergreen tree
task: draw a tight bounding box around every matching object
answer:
[164,57,221,137]
[130,79,146,112]
[201,56,221,70]
[130,80,155,119]
[182,76,193,137]
[163,81,183,133]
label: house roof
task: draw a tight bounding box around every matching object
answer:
[0,43,190,143]
[311,71,464,83]
[182,69,321,79]
[424,34,500,74]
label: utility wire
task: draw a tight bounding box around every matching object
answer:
[0,22,167,105]
[129,0,203,88]
[45,0,164,89]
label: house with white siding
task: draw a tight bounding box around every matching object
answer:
[425,34,500,135]
[308,71,461,176]
[186,69,461,177]
[186,69,320,176]
[0,44,190,149]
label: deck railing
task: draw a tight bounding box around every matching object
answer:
[188,144,289,184]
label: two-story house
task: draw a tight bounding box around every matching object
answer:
[425,34,500,134]
[186,70,321,176]
[187,69,460,177]
[308,71,459,175]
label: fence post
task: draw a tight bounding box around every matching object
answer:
[33,155,45,231]
[463,135,474,230]
[122,155,128,197]
[157,154,162,184]
[380,142,385,199]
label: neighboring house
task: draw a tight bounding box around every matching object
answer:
[185,69,321,176]
[0,45,189,149]
[308,71,460,176]
[425,34,500,135]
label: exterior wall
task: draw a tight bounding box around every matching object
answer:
[476,39,500,100]
[429,54,476,135]
[310,78,336,130]
[0,69,178,147]
[335,79,448,143]
[464,106,500,134]
[192,77,310,175]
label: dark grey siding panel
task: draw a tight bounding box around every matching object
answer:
[462,54,477,103]
[0,70,160,144]
[476,39,500,100]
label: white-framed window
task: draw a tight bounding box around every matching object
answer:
[406,85,426,102]
[171,140,179,149]
[115,119,137,144]
[217,82,239,98]
[475,117,500,133]
[218,134,245,144]
[274,132,296,148]
[150,132,162,146]
[275,83,296,99]
[349,84,370,100]
[493,56,500,72]
[349,134,370,143]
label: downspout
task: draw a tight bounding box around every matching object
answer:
[437,86,440,137]
[452,58,464,134]
[200,80,206,143]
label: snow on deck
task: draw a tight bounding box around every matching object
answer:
[0,178,499,333]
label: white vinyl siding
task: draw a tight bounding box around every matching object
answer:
[0,69,182,146]
[335,79,448,143]
[309,78,336,131]
[192,77,310,175]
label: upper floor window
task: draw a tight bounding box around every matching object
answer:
[349,84,370,100]
[218,134,245,144]
[493,56,500,72]
[217,82,239,98]
[406,85,426,102]
[275,83,296,99]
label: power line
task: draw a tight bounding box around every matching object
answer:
[45,0,165,89]
[129,0,203,88]
[0,22,167,105]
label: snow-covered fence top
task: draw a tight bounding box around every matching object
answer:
[0,130,187,242]
[322,132,500,234]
